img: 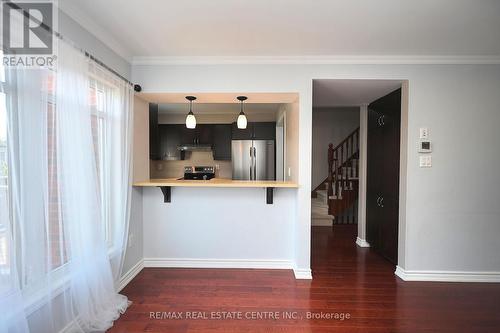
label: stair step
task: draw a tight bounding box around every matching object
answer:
[311,213,334,220]
[312,203,328,210]
[312,205,329,212]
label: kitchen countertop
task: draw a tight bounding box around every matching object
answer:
[133,178,298,188]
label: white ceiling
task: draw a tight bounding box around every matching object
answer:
[313,79,402,107]
[60,0,500,61]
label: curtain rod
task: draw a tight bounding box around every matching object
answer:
[5,2,140,90]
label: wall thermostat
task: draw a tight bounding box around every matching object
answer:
[418,140,432,153]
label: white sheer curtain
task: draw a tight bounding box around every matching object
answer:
[0,40,134,333]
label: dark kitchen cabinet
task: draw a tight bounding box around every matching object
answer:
[212,124,232,160]
[253,122,276,140]
[181,126,197,144]
[181,125,213,144]
[197,125,213,144]
[366,88,401,265]
[149,103,160,160]
[152,122,275,162]
[232,122,276,140]
[231,122,253,140]
[159,124,181,160]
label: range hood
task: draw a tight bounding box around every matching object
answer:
[177,144,212,152]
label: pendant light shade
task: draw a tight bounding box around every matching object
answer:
[236,96,248,129]
[185,96,197,129]
[237,112,247,129]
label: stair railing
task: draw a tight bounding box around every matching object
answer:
[327,143,334,198]
[327,127,360,200]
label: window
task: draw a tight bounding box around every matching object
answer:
[1,64,120,289]
[0,60,9,278]
[89,78,114,247]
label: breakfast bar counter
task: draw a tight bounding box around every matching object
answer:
[134,178,298,188]
[133,179,298,204]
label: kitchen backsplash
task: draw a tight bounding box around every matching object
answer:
[150,151,232,179]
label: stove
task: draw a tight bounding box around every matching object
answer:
[182,166,215,180]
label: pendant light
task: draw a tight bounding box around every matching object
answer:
[185,96,197,129]
[236,96,248,129]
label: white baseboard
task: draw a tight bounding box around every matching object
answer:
[293,268,313,280]
[356,237,370,247]
[143,258,293,270]
[395,266,500,283]
[118,259,144,292]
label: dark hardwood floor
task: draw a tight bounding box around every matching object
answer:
[109,226,500,332]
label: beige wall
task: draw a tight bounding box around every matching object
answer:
[133,95,150,182]
[150,151,232,179]
[277,102,299,184]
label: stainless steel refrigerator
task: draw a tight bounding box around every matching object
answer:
[232,140,275,180]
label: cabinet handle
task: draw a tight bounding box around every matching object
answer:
[377,115,386,127]
[376,196,381,206]
[253,147,257,180]
[379,196,384,208]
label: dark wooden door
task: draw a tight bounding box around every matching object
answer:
[366,88,401,264]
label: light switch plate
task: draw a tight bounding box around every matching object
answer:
[419,127,429,139]
[419,155,432,168]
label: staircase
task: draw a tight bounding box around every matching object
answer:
[312,128,360,225]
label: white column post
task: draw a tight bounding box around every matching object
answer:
[356,104,370,247]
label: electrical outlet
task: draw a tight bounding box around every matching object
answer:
[419,127,429,139]
[419,155,432,168]
[128,233,134,248]
[288,167,291,177]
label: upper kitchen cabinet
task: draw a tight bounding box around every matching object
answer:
[253,122,276,140]
[159,124,181,160]
[231,122,253,140]
[180,125,197,144]
[197,124,214,144]
[232,122,276,140]
[212,124,232,160]
[181,124,213,144]
[149,103,160,160]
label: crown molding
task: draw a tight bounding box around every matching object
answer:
[132,55,500,66]
[58,2,133,63]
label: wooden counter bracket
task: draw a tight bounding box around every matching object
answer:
[159,186,171,203]
[266,187,274,204]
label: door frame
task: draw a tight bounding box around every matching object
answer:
[356,80,409,269]
[276,112,286,181]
